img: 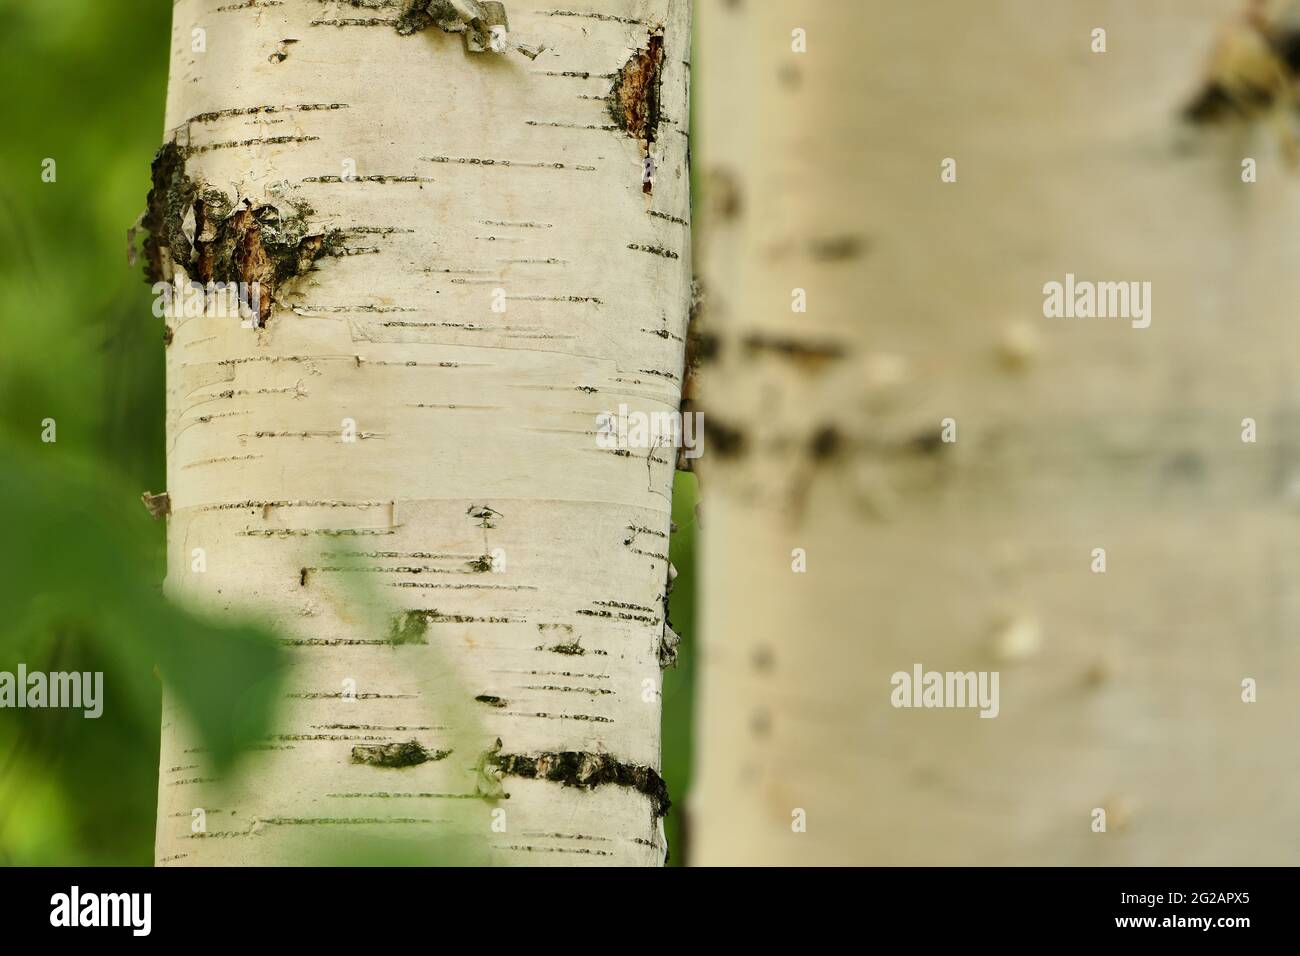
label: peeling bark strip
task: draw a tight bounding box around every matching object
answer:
[351,740,450,768]
[609,31,666,144]
[493,749,671,818]
[396,0,511,53]
[142,142,340,328]
[657,622,680,668]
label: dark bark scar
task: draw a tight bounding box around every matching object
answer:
[142,141,342,328]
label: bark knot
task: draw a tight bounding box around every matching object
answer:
[142,141,340,328]
[610,30,666,146]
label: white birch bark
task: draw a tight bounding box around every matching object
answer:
[153,0,690,866]
[691,0,1300,865]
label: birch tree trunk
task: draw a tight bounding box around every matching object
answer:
[151,0,690,866]
[691,0,1300,865]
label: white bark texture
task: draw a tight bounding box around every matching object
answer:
[154,0,690,866]
[691,0,1300,865]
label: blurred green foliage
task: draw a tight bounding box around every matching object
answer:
[0,0,697,865]
[0,0,290,865]
[664,473,697,866]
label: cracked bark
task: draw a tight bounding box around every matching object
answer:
[153,0,691,867]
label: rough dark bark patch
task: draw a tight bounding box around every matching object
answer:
[141,491,171,519]
[395,0,446,35]
[351,740,450,768]
[809,425,842,462]
[658,624,680,668]
[702,416,748,460]
[609,31,665,144]
[142,141,340,328]
[396,0,508,52]
[1184,81,1274,123]
[1182,14,1300,125]
[741,332,846,368]
[387,610,431,645]
[493,749,671,818]
[809,234,868,262]
[536,639,585,655]
[142,142,198,286]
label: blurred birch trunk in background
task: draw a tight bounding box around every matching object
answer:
[691,0,1300,865]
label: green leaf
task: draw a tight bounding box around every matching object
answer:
[0,437,285,771]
